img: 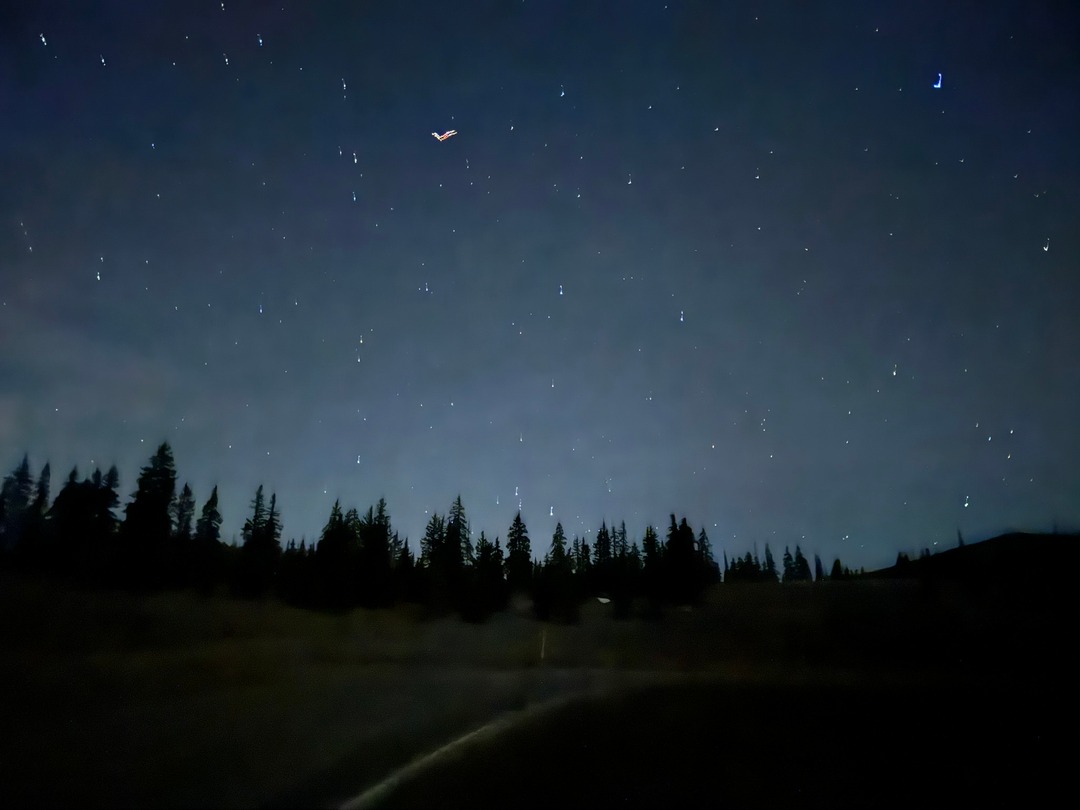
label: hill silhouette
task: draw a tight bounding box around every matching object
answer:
[868,530,1080,593]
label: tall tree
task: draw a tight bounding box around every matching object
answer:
[192,485,223,592]
[420,512,446,570]
[641,524,663,601]
[0,454,35,553]
[236,486,282,597]
[241,485,267,547]
[592,520,614,594]
[505,511,532,593]
[174,483,196,543]
[665,515,698,603]
[792,545,812,582]
[782,546,795,583]
[535,522,576,622]
[446,495,471,570]
[32,461,50,507]
[357,499,394,607]
[547,522,569,571]
[763,544,779,583]
[316,499,357,610]
[613,521,628,560]
[463,530,506,620]
[120,442,178,587]
[696,527,720,589]
[814,554,825,582]
[194,486,222,546]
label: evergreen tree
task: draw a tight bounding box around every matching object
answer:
[792,545,812,582]
[236,486,282,598]
[25,461,50,547]
[194,486,223,546]
[420,512,455,610]
[42,466,86,573]
[665,515,699,604]
[814,554,825,582]
[357,498,394,607]
[547,522,569,571]
[463,530,506,620]
[505,511,532,593]
[830,557,844,580]
[782,546,795,583]
[593,520,613,591]
[763,544,779,583]
[446,495,471,571]
[173,483,196,543]
[696,527,720,590]
[535,523,576,622]
[192,485,223,593]
[317,499,357,610]
[120,442,178,587]
[613,521,628,560]
[0,454,35,553]
[14,460,50,565]
[420,512,447,569]
[393,536,419,603]
[641,525,663,602]
[241,485,267,547]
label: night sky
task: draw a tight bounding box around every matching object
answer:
[3,1,1078,571]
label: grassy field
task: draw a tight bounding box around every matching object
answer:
[0,572,1069,808]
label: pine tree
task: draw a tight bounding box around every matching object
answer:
[547,522,569,570]
[782,546,795,583]
[317,499,356,610]
[42,466,86,573]
[593,520,613,590]
[793,545,812,582]
[505,511,532,593]
[236,486,281,598]
[174,483,196,543]
[764,544,779,583]
[0,454,35,553]
[446,495,471,570]
[192,485,223,593]
[814,554,825,582]
[420,512,446,569]
[120,442,178,587]
[830,557,844,580]
[194,486,223,546]
[641,525,663,601]
[535,523,576,622]
[613,521,628,560]
[665,515,698,604]
[241,485,267,547]
[696,527,719,589]
[29,462,50,529]
[357,499,393,607]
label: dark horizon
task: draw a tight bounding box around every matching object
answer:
[3,1,1078,573]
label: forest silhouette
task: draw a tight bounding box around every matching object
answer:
[0,442,861,620]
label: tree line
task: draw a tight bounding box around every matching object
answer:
[0,444,852,622]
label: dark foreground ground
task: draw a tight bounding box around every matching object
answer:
[1,571,1074,808]
[363,675,1068,809]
